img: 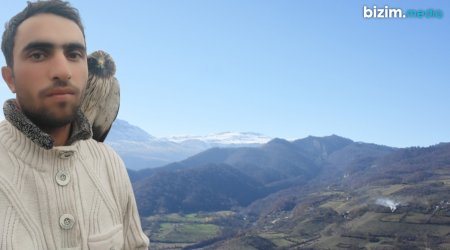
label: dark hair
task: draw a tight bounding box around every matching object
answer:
[1,0,85,67]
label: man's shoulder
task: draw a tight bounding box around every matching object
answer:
[0,119,10,131]
[79,138,122,159]
[78,138,128,172]
[0,120,13,147]
[0,120,10,154]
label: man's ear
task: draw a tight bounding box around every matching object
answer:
[1,66,16,93]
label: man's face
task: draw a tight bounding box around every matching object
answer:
[2,14,88,128]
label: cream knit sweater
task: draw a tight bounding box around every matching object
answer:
[0,101,149,249]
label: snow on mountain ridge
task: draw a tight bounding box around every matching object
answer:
[105,119,272,169]
[105,119,155,142]
[107,119,272,145]
[167,131,272,145]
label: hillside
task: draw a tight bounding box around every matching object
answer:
[132,137,450,249]
[133,135,395,216]
[134,164,266,215]
[204,143,450,249]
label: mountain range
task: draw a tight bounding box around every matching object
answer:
[105,119,272,169]
[107,120,450,249]
[219,142,450,250]
[130,134,397,216]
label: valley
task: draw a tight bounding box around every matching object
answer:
[118,131,450,249]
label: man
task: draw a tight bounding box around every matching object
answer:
[0,1,149,249]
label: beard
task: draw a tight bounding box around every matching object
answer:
[17,80,83,130]
[22,102,80,129]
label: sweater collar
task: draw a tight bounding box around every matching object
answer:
[3,99,92,150]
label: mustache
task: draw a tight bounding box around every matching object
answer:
[39,80,81,97]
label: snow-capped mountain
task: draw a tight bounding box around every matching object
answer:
[167,132,272,145]
[105,119,272,170]
[105,119,155,142]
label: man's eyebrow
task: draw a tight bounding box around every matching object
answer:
[22,41,54,53]
[63,42,86,53]
[22,41,86,53]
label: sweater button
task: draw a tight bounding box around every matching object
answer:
[59,214,75,230]
[56,170,70,186]
[59,151,74,159]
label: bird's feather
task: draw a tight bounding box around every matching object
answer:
[81,50,120,142]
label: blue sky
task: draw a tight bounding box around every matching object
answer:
[1,1,449,147]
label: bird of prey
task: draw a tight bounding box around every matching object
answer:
[80,50,120,142]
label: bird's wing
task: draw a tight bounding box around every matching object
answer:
[95,126,111,143]
[92,77,120,142]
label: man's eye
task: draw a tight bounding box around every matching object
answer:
[29,52,46,61]
[67,51,84,60]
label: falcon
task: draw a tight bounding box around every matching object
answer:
[80,50,120,142]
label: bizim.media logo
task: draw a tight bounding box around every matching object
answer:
[363,5,443,19]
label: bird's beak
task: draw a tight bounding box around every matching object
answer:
[97,57,105,68]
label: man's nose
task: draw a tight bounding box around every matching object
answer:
[49,51,72,81]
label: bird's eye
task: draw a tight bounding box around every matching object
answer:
[87,57,96,64]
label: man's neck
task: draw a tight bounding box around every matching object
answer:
[41,123,72,147]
